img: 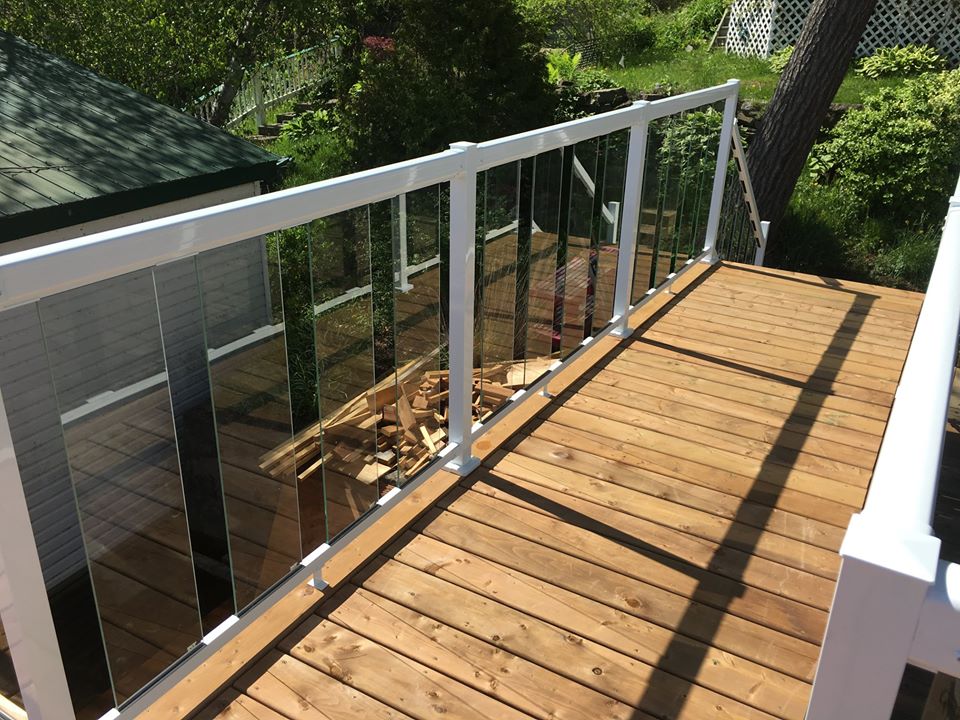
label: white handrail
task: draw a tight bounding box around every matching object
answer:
[806,173,960,719]
[862,198,960,533]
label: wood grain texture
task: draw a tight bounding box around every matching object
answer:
[170,261,919,720]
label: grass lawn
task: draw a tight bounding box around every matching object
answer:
[606,48,904,104]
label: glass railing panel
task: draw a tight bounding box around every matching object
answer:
[677,103,723,263]
[633,104,725,302]
[38,269,203,704]
[592,130,628,331]
[560,139,596,356]
[310,208,380,539]
[476,161,521,420]
[0,303,114,717]
[526,149,564,385]
[274,223,325,554]
[198,238,300,611]
[154,257,235,633]
[391,185,448,484]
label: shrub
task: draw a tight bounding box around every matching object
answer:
[857,44,945,78]
[519,0,655,60]
[554,62,620,120]
[768,45,794,74]
[338,0,556,168]
[810,70,960,222]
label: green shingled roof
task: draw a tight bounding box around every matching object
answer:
[0,31,282,242]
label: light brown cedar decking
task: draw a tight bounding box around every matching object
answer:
[175,261,922,720]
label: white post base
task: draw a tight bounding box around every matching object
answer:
[806,513,941,719]
[444,455,481,476]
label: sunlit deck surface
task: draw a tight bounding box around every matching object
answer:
[183,261,925,720]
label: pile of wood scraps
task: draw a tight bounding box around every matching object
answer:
[259,354,557,492]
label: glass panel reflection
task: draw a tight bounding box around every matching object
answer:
[199,238,300,610]
[311,208,380,538]
[477,162,520,419]
[393,186,447,483]
[38,270,202,704]
[275,224,326,554]
[561,139,596,355]
[0,303,113,717]
[526,150,563,385]
[594,131,628,326]
[154,258,234,633]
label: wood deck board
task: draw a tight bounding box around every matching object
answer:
[188,261,918,720]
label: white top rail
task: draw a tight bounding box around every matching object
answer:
[0,149,464,310]
[859,175,960,533]
[476,81,738,171]
[0,81,739,312]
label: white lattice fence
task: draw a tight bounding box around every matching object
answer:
[726,0,776,58]
[727,0,960,66]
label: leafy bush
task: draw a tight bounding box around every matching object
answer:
[769,45,794,74]
[519,0,655,60]
[857,44,945,79]
[280,109,336,141]
[658,107,723,178]
[546,48,583,84]
[810,70,960,221]
[654,0,730,50]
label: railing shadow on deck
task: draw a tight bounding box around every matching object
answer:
[629,272,879,719]
[237,264,891,719]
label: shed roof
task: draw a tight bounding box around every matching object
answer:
[0,31,282,242]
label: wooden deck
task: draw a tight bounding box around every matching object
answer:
[155,261,927,720]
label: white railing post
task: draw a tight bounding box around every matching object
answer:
[611,102,650,337]
[397,194,412,292]
[607,201,621,245]
[755,220,769,266]
[703,79,740,264]
[252,69,266,128]
[445,142,481,475]
[805,516,941,719]
[0,388,77,720]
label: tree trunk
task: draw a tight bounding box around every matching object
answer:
[208,0,274,127]
[747,0,878,244]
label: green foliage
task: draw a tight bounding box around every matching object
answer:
[768,45,794,74]
[266,127,349,186]
[658,107,723,179]
[280,108,336,141]
[810,70,960,222]
[519,0,655,60]
[553,61,619,120]
[1,0,322,110]
[546,48,583,84]
[857,44,946,79]
[337,0,555,168]
[653,0,730,51]
[774,176,940,290]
